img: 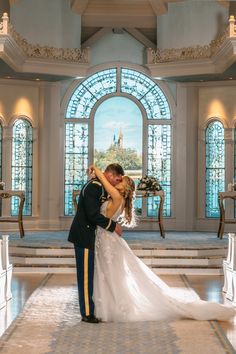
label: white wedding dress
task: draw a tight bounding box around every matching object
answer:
[93,201,235,322]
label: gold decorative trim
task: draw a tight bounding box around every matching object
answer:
[84,249,90,316]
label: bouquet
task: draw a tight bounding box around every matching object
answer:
[137,176,162,193]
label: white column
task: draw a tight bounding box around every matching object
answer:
[175,84,198,230]
[38,83,61,229]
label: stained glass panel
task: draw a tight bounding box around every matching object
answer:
[64,123,89,215]
[121,68,171,120]
[147,125,171,216]
[205,121,225,218]
[66,69,117,118]
[11,120,33,216]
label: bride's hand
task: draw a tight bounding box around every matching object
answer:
[115,223,122,237]
[87,165,96,179]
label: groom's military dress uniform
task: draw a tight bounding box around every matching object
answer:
[68,177,116,318]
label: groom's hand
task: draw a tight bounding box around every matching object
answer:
[115,223,122,237]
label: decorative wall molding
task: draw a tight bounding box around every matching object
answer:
[147,16,236,78]
[0,13,90,77]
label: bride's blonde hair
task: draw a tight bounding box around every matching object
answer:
[119,176,136,227]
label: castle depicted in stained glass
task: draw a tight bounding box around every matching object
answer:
[94,126,142,172]
[112,128,123,149]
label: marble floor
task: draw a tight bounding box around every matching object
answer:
[0,273,236,352]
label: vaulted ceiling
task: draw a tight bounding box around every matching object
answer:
[70,0,230,48]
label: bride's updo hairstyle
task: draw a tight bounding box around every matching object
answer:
[119,176,136,227]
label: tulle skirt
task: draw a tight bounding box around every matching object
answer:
[93,227,235,322]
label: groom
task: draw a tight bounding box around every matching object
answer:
[68,163,124,323]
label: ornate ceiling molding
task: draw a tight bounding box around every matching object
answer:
[0,13,90,77]
[146,16,236,78]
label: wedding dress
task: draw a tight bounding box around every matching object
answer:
[93,201,235,322]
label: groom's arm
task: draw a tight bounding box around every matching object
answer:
[83,182,117,232]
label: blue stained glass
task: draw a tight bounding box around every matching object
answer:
[147,125,171,216]
[64,123,89,215]
[11,119,33,216]
[121,68,171,119]
[205,121,225,218]
[66,68,117,118]
[65,67,173,218]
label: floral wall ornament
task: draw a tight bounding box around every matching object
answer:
[0,13,89,64]
[147,23,229,64]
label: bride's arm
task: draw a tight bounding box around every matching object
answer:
[90,165,122,202]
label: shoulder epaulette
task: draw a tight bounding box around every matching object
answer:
[92,181,102,186]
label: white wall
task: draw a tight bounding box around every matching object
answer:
[90,31,145,67]
[157,0,228,50]
[10,0,81,48]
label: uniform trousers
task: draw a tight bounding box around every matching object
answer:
[74,246,95,317]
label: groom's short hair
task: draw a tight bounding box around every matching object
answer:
[105,163,124,176]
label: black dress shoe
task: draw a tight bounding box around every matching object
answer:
[82,315,100,323]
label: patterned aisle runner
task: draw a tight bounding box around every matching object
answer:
[0,274,235,354]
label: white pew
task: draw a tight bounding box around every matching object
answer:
[0,239,6,309]
[2,235,12,301]
[0,235,12,310]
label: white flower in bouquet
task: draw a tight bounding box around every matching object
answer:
[137,176,162,192]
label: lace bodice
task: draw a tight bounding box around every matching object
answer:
[100,200,122,222]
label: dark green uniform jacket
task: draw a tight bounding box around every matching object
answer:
[68,178,116,250]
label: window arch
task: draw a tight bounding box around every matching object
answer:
[64,67,172,217]
[11,119,33,216]
[205,120,225,218]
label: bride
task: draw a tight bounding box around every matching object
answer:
[90,165,235,322]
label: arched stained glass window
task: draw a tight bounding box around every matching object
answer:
[205,121,225,218]
[121,68,171,119]
[66,68,117,118]
[64,67,172,216]
[11,119,33,216]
